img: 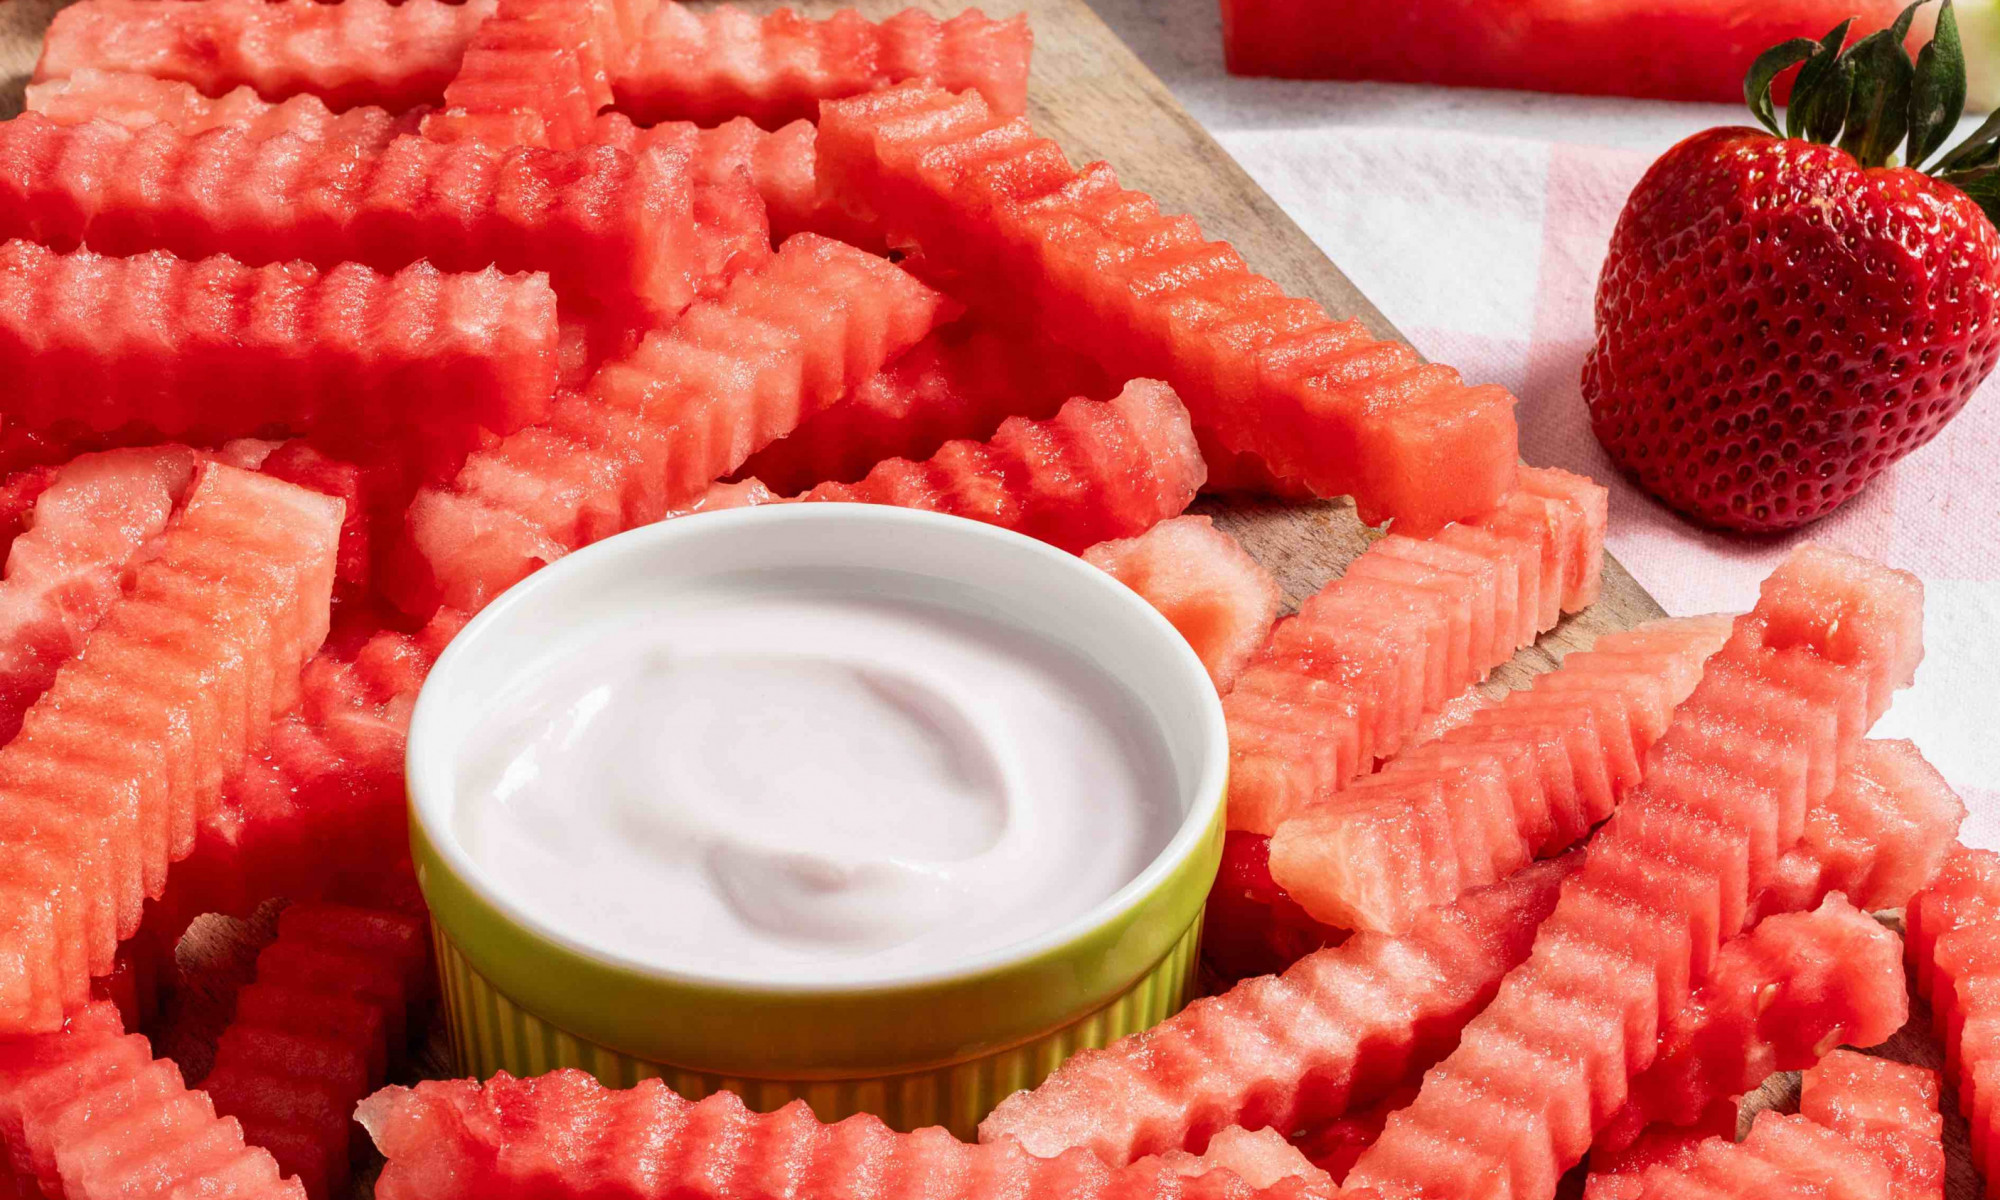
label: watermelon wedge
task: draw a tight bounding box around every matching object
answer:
[1201,830,1349,984]
[1344,544,1924,1200]
[978,857,1575,1165]
[1218,0,1997,111]
[1268,614,1733,932]
[1620,1111,1895,1200]
[34,0,495,112]
[1225,467,1609,835]
[738,320,1112,494]
[423,0,615,151]
[406,234,952,613]
[0,464,342,1034]
[615,5,1031,129]
[0,1002,304,1200]
[1800,1050,1944,1200]
[795,380,1206,554]
[1582,1103,1736,1200]
[1752,737,1965,922]
[1142,1126,1331,1190]
[1904,846,2000,1176]
[1592,894,1907,1158]
[1084,516,1280,694]
[0,118,730,328]
[24,70,427,145]
[360,1070,1335,1200]
[0,241,558,453]
[815,82,1520,532]
[0,447,198,747]
[203,902,431,1200]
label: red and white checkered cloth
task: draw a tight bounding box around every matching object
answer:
[1204,110,2000,845]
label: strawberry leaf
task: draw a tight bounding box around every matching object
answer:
[1747,35,1828,136]
[1936,108,2000,174]
[1789,23,1858,144]
[1952,166,2000,226]
[1908,0,1967,167]
[1837,6,1923,167]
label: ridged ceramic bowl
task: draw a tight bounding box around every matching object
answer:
[406,505,1229,1139]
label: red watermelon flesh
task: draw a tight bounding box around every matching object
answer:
[815,82,1520,532]
[0,1002,303,1200]
[797,379,1206,554]
[257,444,371,605]
[1753,738,1965,923]
[0,119,721,330]
[1344,546,1924,1200]
[1800,1050,1944,1200]
[0,241,559,455]
[1140,1126,1330,1190]
[614,6,1031,129]
[1909,846,2000,1004]
[1593,894,1907,1158]
[1200,831,1349,985]
[363,1073,1355,1200]
[0,446,197,746]
[1270,615,1731,933]
[1292,1083,1418,1183]
[738,320,1112,494]
[34,0,495,113]
[424,0,614,151]
[407,234,950,613]
[25,70,427,144]
[1625,1111,1894,1200]
[1083,516,1280,694]
[1583,1102,1736,1200]
[0,464,341,1034]
[977,857,1575,1165]
[1223,468,1610,835]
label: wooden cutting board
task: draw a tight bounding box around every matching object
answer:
[0,1,1972,1197]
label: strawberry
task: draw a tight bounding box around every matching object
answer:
[1584,0,2000,532]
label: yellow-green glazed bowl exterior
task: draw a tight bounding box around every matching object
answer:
[407,505,1230,1139]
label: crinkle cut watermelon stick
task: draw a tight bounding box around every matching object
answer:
[1268,614,1734,933]
[0,118,735,329]
[202,902,433,1200]
[0,447,198,748]
[0,241,559,451]
[1581,1104,1734,1200]
[1624,1111,1895,1200]
[1591,894,1907,1159]
[34,0,494,112]
[0,1001,306,1200]
[616,5,1031,129]
[977,857,1576,1166]
[1800,1050,1945,1200]
[1224,466,1608,835]
[1139,1127,1331,1191]
[1343,545,1925,1200]
[816,82,1520,533]
[406,234,953,614]
[144,610,465,946]
[1904,847,2000,1175]
[424,0,616,151]
[25,70,427,145]
[0,464,342,1035]
[1084,516,1281,695]
[359,1069,1344,1200]
[736,319,1112,494]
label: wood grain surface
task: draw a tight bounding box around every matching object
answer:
[0,0,1972,1197]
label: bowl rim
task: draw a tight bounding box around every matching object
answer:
[407,503,1231,1001]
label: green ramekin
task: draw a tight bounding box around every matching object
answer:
[406,505,1229,1138]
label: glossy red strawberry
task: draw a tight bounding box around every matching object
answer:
[1584,1,2000,532]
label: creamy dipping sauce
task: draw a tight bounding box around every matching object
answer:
[453,580,1179,984]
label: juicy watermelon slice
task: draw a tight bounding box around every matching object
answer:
[405,234,951,613]
[796,380,1207,554]
[0,464,341,1033]
[424,0,614,151]
[815,82,1520,532]
[1800,1050,1944,1200]
[364,1070,1336,1200]
[1905,847,2000,1176]
[1201,830,1348,984]
[25,70,427,145]
[1345,545,1924,1200]
[1268,614,1732,932]
[615,6,1031,129]
[0,1002,304,1200]
[34,0,494,112]
[0,447,198,747]
[977,857,1575,1165]
[0,119,729,328]
[1141,1126,1330,1190]
[1593,895,1906,1158]
[1583,1102,1737,1200]
[1083,516,1280,694]
[1224,467,1610,835]
[738,320,1111,494]
[1618,1110,1895,1200]
[1291,1083,1417,1184]
[0,241,559,454]
[204,902,430,1200]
